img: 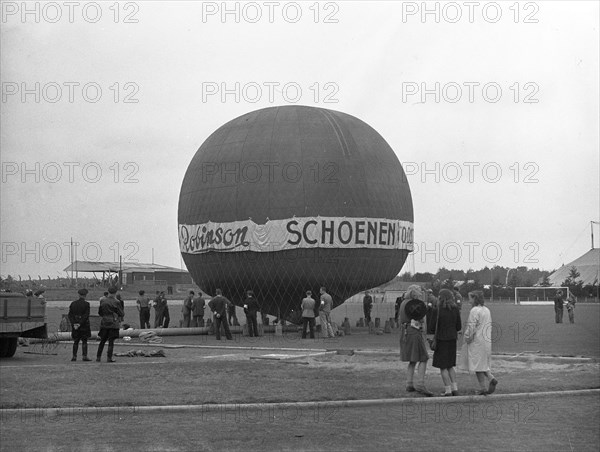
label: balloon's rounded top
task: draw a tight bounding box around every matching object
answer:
[179,105,412,226]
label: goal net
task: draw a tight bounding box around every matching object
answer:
[514,287,570,305]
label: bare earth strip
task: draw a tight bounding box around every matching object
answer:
[1,394,598,451]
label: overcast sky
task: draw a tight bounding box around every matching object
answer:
[1,1,598,280]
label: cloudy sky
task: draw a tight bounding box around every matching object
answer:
[1,1,598,280]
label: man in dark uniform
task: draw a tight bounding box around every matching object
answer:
[208,289,233,340]
[363,291,373,325]
[243,290,260,337]
[154,291,170,328]
[97,286,124,362]
[68,288,92,361]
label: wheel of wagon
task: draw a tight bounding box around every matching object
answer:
[0,338,9,358]
[5,337,18,357]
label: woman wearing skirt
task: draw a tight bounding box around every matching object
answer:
[399,285,433,396]
[431,289,462,396]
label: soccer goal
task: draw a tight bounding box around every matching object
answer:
[514,287,570,305]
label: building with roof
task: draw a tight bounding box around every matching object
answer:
[547,248,600,287]
[63,261,193,292]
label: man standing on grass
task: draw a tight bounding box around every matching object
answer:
[208,289,233,340]
[182,290,194,328]
[363,291,373,325]
[554,290,564,323]
[97,286,124,363]
[136,290,151,329]
[566,292,576,324]
[243,290,260,337]
[68,288,92,362]
[301,290,316,339]
[319,287,335,338]
[191,293,206,327]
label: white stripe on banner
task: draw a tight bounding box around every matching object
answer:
[179,217,414,254]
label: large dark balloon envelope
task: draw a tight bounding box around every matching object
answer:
[178,106,413,323]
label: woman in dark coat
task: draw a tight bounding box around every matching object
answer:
[430,289,462,396]
[96,287,124,362]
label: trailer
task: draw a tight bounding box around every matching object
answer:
[0,292,47,358]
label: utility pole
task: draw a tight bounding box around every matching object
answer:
[490,268,494,302]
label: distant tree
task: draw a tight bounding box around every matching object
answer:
[562,266,584,297]
[413,272,434,282]
[539,274,551,287]
[507,271,520,288]
[567,266,581,281]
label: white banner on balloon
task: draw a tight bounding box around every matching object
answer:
[179,217,414,254]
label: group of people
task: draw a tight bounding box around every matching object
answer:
[181,290,210,328]
[554,290,577,324]
[300,287,335,339]
[68,286,124,362]
[399,285,498,397]
[205,289,261,340]
[133,290,161,328]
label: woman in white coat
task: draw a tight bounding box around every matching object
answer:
[461,290,498,395]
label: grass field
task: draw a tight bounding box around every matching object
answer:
[1,303,598,451]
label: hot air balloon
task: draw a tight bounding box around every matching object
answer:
[178,106,413,322]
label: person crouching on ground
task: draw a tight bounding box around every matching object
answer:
[399,285,433,396]
[68,288,92,361]
[430,289,462,396]
[301,290,316,339]
[208,289,233,340]
[460,290,498,395]
[97,286,124,363]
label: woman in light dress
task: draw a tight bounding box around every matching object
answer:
[460,290,498,395]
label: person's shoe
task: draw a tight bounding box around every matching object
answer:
[96,357,101,362]
[406,385,416,392]
[82,356,91,362]
[107,358,116,363]
[488,378,498,394]
[71,356,76,362]
[441,392,453,397]
[451,390,459,396]
[415,386,434,397]
[476,389,489,396]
